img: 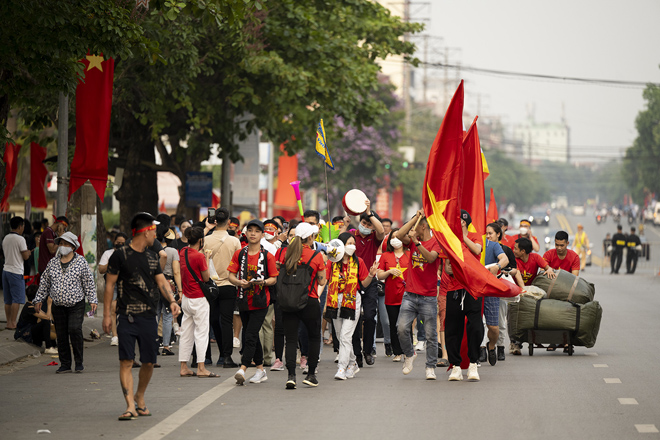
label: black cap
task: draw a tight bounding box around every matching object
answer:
[497,217,508,227]
[246,219,265,232]
[460,209,472,227]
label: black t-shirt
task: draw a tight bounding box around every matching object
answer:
[17,302,39,328]
[170,239,188,252]
[108,245,163,316]
[500,244,517,272]
[626,234,641,248]
[612,233,627,250]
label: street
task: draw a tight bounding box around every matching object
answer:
[1,213,659,440]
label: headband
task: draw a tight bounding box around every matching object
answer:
[132,224,156,236]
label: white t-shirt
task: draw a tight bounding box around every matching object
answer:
[163,246,180,277]
[260,238,278,256]
[2,233,28,275]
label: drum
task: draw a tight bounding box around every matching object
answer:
[342,189,368,216]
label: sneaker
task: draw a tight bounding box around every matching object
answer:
[162,347,175,356]
[402,354,414,375]
[286,374,296,389]
[487,345,497,366]
[233,337,241,348]
[385,344,393,357]
[467,363,480,381]
[223,359,239,369]
[44,347,58,355]
[497,346,505,361]
[425,367,437,380]
[75,364,84,373]
[302,374,319,387]
[476,360,481,367]
[448,365,463,381]
[56,366,72,374]
[299,356,307,371]
[249,369,268,384]
[346,362,360,379]
[110,337,118,346]
[234,369,246,385]
[479,346,487,363]
[364,353,375,366]
[392,355,402,362]
[334,368,347,380]
[415,341,425,352]
[270,359,285,371]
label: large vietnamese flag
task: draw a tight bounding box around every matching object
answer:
[486,187,498,225]
[422,81,520,300]
[69,54,114,202]
[462,116,486,237]
[1,143,22,212]
[30,142,49,209]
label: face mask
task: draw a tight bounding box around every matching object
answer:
[115,243,124,249]
[59,246,73,256]
[344,244,356,256]
[519,227,528,235]
[265,232,276,241]
[390,238,403,249]
[358,224,373,236]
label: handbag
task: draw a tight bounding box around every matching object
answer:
[184,248,220,303]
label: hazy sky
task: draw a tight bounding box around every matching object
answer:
[412,0,660,162]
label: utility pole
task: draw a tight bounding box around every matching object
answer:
[56,92,69,217]
[221,150,231,213]
[266,142,274,218]
[403,0,412,141]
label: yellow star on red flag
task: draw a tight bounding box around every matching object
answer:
[86,54,104,72]
[426,184,464,261]
[393,262,407,280]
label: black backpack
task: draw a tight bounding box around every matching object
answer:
[276,251,320,312]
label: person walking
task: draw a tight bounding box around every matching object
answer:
[2,216,31,330]
[99,232,129,346]
[610,225,626,274]
[573,223,590,271]
[102,212,181,420]
[625,227,641,274]
[34,232,97,373]
[159,228,181,356]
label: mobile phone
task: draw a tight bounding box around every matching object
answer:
[282,222,289,231]
[208,208,216,223]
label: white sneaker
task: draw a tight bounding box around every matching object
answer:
[44,347,58,355]
[249,369,268,384]
[425,367,437,380]
[467,363,480,381]
[392,355,402,362]
[402,354,414,375]
[233,337,241,348]
[448,365,463,381]
[334,368,347,380]
[346,362,360,379]
[415,341,425,352]
[234,368,246,385]
[110,336,118,346]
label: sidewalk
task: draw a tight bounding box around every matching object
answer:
[0,302,106,365]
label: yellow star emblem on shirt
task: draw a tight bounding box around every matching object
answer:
[86,54,104,72]
[425,184,464,261]
[393,261,408,279]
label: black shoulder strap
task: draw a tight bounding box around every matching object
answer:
[184,248,202,284]
[534,298,543,329]
[263,249,269,278]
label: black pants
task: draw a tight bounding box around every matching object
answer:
[51,300,85,368]
[445,290,483,366]
[611,249,623,273]
[626,250,638,274]
[352,278,378,357]
[385,304,404,356]
[282,298,321,375]
[239,307,268,367]
[32,320,56,349]
[208,286,237,361]
[273,302,284,360]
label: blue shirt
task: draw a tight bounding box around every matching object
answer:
[484,240,504,266]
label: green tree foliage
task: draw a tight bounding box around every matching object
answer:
[484,150,549,209]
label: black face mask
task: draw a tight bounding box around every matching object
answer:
[115,243,124,249]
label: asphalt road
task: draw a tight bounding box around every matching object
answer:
[1,212,659,440]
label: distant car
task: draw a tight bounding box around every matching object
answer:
[529,210,550,226]
[571,205,586,216]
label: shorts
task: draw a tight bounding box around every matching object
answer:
[117,314,159,364]
[483,297,500,326]
[2,271,26,305]
[437,293,446,331]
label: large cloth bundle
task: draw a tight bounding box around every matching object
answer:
[532,269,595,304]
[508,296,602,348]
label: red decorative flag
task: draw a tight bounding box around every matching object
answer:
[486,187,498,225]
[69,54,115,202]
[30,142,49,209]
[461,116,486,237]
[1,143,22,212]
[422,81,520,299]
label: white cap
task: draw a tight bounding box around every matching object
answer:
[295,222,319,239]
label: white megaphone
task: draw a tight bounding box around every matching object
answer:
[326,239,345,263]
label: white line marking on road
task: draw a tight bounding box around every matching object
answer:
[635,424,659,433]
[619,398,639,405]
[133,377,235,440]
[593,364,608,368]
[604,378,621,383]
[584,352,598,356]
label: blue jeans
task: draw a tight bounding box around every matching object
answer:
[156,300,173,347]
[397,292,438,368]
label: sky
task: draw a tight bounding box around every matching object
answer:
[405,0,660,163]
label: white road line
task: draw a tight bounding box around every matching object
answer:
[635,424,659,433]
[134,377,235,440]
[593,364,609,368]
[619,398,639,405]
[584,352,599,356]
[604,378,621,383]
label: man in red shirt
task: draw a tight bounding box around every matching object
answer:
[543,231,580,276]
[513,237,554,286]
[38,216,68,274]
[394,210,442,380]
[502,219,540,253]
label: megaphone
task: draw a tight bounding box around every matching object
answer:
[326,239,345,263]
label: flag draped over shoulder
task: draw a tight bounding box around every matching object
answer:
[486,188,498,225]
[462,117,486,236]
[69,54,115,202]
[315,119,334,170]
[423,81,520,299]
[1,143,22,212]
[30,142,49,209]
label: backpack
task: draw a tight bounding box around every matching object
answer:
[276,251,320,312]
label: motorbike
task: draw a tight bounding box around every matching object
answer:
[596,213,605,224]
[627,213,636,225]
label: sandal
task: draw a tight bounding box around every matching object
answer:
[546,344,557,352]
[436,358,449,367]
[180,371,197,377]
[198,372,220,378]
[118,411,137,421]
[136,407,151,417]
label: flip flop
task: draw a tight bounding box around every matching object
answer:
[546,344,557,352]
[136,407,151,417]
[436,358,449,367]
[180,372,197,377]
[198,372,220,378]
[118,411,137,421]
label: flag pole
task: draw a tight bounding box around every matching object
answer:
[323,163,331,224]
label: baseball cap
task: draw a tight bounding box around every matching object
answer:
[460,209,472,226]
[295,222,319,239]
[246,219,265,232]
[54,231,80,250]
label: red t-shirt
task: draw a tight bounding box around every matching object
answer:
[378,251,410,305]
[380,233,390,254]
[439,234,481,294]
[228,249,279,310]
[353,230,383,269]
[406,238,442,297]
[180,248,208,299]
[516,253,549,285]
[325,257,369,290]
[279,246,326,298]
[38,227,56,273]
[502,234,539,252]
[543,249,580,273]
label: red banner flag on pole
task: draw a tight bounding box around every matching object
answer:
[1,143,22,212]
[461,116,486,237]
[422,81,520,300]
[30,142,49,209]
[69,54,115,202]
[486,187,498,225]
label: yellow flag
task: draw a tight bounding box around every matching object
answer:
[315,119,334,170]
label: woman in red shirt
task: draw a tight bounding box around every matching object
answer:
[178,227,217,378]
[279,222,326,389]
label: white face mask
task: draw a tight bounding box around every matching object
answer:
[519,227,529,235]
[390,238,403,249]
[264,232,276,241]
[344,244,356,256]
[59,246,73,256]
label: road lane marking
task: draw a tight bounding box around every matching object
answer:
[584,352,598,356]
[593,364,608,368]
[619,398,639,405]
[134,377,235,440]
[635,425,659,433]
[604,378,621,383]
